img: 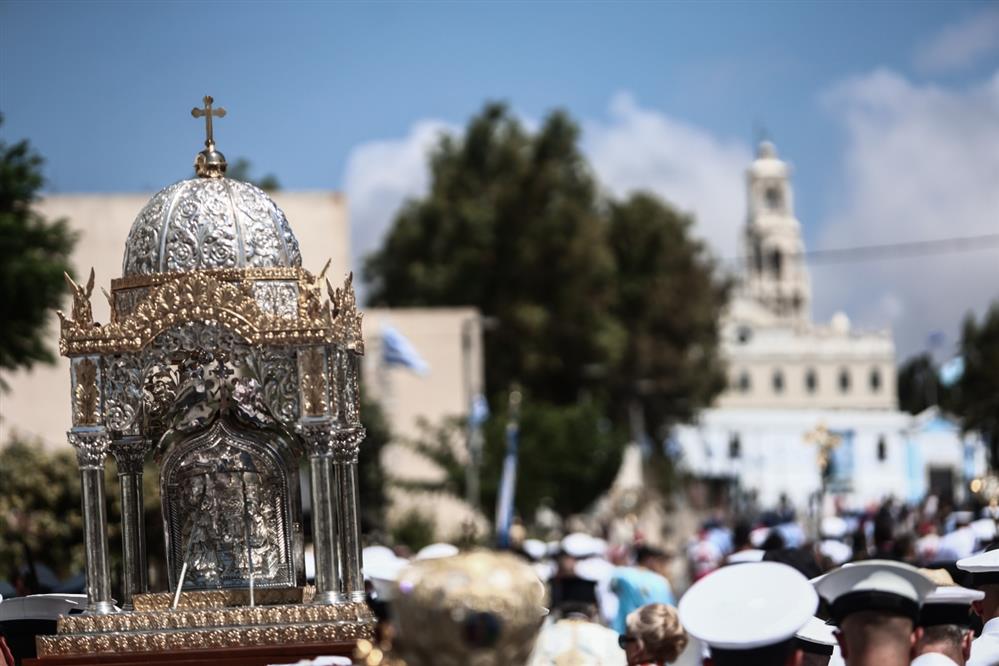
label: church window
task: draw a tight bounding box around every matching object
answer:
[765,186,782,211]
[877,435,887,462]
[738,371,751,393]
[792,292,803,314]
[839,368,851,393]
[729,433,742,459]
[769,249,783,279]
[805,369,818,393]
[772,369,785,394]
[869,368,882,393]
[737,326,752,344]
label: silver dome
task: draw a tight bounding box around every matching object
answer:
[122,178,302,277]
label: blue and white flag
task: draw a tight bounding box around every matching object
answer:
[495,409,520,549]
[469,393,490,427]
[939,356,965,387]
[381,324,429,375]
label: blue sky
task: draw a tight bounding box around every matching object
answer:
[2,1,998,356]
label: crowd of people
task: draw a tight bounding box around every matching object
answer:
[351,496,999,665]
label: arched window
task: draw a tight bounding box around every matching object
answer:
[877,435,887,462]
[772,369,785,394]
[792,292,803,314]
[738,371,752,394]
[869,368,882,393]
[839,368,851,393]
[729,433,742,460]
[765,186,782,211]
[805,369,818,394]
[770,249,783,279]
[737,326,753,344]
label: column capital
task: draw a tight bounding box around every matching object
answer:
[68,430,112,470]
[297,418,335,457]
[110,436,150,475]
[333,427,366,464]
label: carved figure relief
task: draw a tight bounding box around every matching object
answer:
[162,419,295,591]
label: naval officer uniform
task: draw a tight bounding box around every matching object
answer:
[911,568,983,666]
[957,549,999,666]
[678,561,817,666]
[814,559,934,666]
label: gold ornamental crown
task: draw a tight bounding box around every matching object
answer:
[390,551,547,666]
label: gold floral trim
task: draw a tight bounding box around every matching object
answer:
[57,601,372,634]
[38,615,374,656]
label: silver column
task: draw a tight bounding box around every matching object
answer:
[333,427,365,602]
[298,419,344,605]
[69,429,116,615]
[110,436,149,611]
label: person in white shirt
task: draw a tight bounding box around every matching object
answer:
[956,549,999,666]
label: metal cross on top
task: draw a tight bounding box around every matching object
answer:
[191,95,226,148]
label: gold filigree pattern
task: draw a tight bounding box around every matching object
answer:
[61,270,339,356]
[37,609,374,657]
[328,272,364,352]
[73,358,100,425]
[132,587,312,612]
[299,347,328,417]
[57,601,372,634]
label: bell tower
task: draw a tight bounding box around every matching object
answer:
[743,140,811,324]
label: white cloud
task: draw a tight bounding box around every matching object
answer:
[584,92,751,261]
[816,69,999,357]
[914,6,999,74]
[343,119,454,279]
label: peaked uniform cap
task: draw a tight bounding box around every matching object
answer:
[815,560,934,625]
[678,561,817,650]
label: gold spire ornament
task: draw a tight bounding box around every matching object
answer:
[192,95,228,178]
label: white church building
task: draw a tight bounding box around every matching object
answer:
[673,141,987,511]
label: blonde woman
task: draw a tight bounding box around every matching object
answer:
[618,603,689,666]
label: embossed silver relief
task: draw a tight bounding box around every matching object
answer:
[246,349,300,424]
[252,281,299,319]
[105,354,144,435]
[161,420,296,591]
[122,178,302,277]
[69,429,112,469]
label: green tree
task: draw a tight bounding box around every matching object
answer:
[400,399,624,519]
[365,102,729,519]
[226,158,280,192]
[0,119,76,383]
[897,353,948,415]
[607,193,730,440]
[365,104,622,405]
[358,393,390,533]
[950,303,999,465]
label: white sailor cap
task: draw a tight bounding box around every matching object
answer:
[414,542,459,560]
[820,516,848,540]
[915,568,983,628]
[678,562,817,651]
[795,616,836,657]
[560,532,600,559]
[523,538,547,561]
[957,549,999,586]
[814,560,934,625]
[726,549,765,564]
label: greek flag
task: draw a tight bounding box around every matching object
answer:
[939,356,964,387]
[469,394,490,427]
[495,414,520,549]
[381,324,429,375]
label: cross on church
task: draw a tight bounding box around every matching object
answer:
[191,95,226,148]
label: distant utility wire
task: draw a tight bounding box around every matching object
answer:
[729,232,999,267]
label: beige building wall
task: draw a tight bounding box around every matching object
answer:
[361,308,489,540]
[0,189,349,447]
